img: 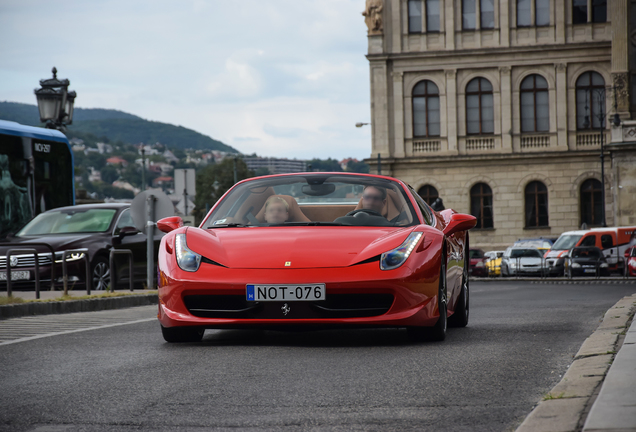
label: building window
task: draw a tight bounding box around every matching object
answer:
[426,0,441,32]
[592,0,606,22]
[462,0,476,29]
[520,74,549,133]
[536,0,550,25]
[470,183,494,229]
[517,0,531,26]
[408,0,423,33]
[573,0,606,24]
[576,72,605,130]
[580,179,603,226]
[466,78,494,135]
[413,80,440,137]
[525,181,549,227]
[481,0,495,29]
[409,0,440,33]
[417,185,439,205]
[518,0,549,27]
[572,0,587,23]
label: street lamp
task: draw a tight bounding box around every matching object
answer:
[583,85,621,228]
[34,67,77,131]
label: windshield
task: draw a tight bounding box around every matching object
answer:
[510,249,542,258]
[17,209,117,235]
[552,234,582,250]
[469,249,484,258]
[572,248,602,259]
[201,174,418,228]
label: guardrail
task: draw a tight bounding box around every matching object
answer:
[61,249,90,296]
[109,249,134,293]
[5,249,41,299]
[1,242,56,291]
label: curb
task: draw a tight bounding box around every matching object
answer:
[515,294,636,432]
[0,294,158,320]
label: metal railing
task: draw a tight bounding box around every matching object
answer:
[1,242,56,291]
[109,249,134,293]
[61,249,90,296]
[5,249,40,299]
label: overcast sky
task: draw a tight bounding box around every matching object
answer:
[0,0,372,160]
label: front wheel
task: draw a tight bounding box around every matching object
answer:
[161,325,204,343]
[448,254,469,328]
[408,258,447,342]
[91,257,110,291]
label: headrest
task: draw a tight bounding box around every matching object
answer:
[255,195,310,223]
[354,189,402,221]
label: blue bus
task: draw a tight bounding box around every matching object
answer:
[0,120,75,239]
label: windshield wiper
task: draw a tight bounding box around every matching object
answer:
[209,223,249,228]
[283,222,344,226]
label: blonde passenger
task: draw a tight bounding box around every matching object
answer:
[264,196,289,224]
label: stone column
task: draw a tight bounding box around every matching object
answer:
[499,66,512,152]
[391,0,402,54]
[500,0,510,47]
[555,0,565,43]
[610,0,630,116]
[392,71,406,158]
[370,61,391,158]
[555,63,568,149]
[445,0,455,50]
[445,69,458,153]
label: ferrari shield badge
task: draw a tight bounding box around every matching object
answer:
[285,261,291,266]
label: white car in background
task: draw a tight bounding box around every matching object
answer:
[501,248,544,277]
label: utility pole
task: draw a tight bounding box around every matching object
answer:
[141,146,146,191]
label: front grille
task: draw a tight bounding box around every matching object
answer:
[184,293,395,319]
[0,253,53,269]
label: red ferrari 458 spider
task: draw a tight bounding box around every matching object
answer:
[156,173,476,343]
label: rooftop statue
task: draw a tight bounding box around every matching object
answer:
[362,0,383,35]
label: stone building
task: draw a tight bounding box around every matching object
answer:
[363,0,636,249]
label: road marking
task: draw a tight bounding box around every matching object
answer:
[0,318,156,346]
[0,305,157,345]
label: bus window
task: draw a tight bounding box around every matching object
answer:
[0,135,32,237]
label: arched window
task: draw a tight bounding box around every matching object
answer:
[576,72,605,130]
[466,78,494,135]
[413,80,440,137]
[580,179,603,226]
[525,181,549,227]
[417,185,439,205]
[470,183,493,229]
[520,75,549,133]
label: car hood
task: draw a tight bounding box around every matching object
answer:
[0,234,104,255]
[185,226,420,269]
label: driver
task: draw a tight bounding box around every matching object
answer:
[264,196,289,224]
[361,186,387,216]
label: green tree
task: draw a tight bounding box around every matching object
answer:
[120,164,142,188]
[193,157,253,223]
[308,158,343,172]
[100,165,119,184]
[346,160,370,173]
[254,167,270,177]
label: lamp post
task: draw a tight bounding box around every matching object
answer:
[34,67,77,131]
[584,85,621,228]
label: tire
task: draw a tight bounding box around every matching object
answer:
[91,256,111,291]
[161,325,204,343]
[408,254,447,342]
[448,248,469,328]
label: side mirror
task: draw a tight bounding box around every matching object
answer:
[118,226,138,237]
[157,216,184,233]
[443,213,477,237]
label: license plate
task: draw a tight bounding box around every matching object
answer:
[0,271,30,281]
[584,269,596,273]
[246,284,326,301]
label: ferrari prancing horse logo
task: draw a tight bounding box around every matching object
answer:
[281,303,291,315]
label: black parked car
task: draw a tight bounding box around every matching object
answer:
[0,203,164,291]
[564,246,609,277]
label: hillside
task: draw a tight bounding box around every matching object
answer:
[0,101,237,153]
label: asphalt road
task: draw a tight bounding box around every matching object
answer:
[1,281,635,432]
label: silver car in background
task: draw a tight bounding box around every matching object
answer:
[501,247,544,277]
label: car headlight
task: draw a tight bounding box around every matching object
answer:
[175,233,201,272]
[55,252,85,263]
[600,263,608,268]
[571,263,581,268]
[509,261,516,268]
[380,232,422,271]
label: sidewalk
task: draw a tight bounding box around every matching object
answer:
[0,289,158,320]
[517,294,636,432]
